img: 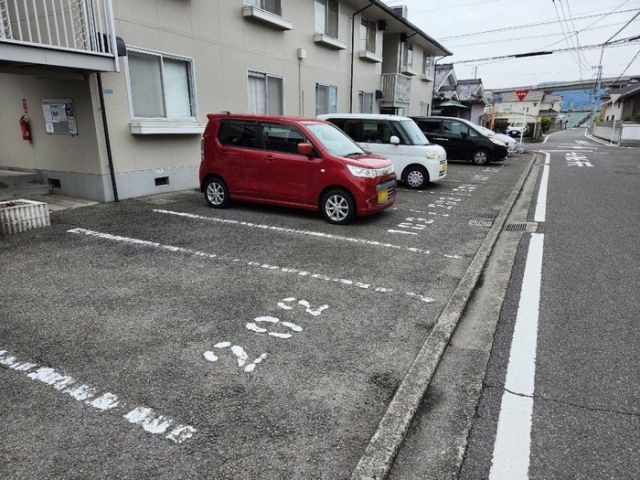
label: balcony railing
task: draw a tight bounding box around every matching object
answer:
[0,0,118,71]
[380,73,411,107]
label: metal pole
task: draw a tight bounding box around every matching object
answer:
[520,105,525,146]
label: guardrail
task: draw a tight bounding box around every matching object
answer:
[0,0,117,59]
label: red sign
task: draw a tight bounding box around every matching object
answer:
[516,89,529,101]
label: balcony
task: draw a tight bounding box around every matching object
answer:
[0,0,118,72]
[380,73,411,108]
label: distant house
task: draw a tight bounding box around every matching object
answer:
[456,79,487,124]
[600,83,640,122]
[432,64,487,123]
[483,90,564,135]
[538,94,563,125]
[594,83,640,146]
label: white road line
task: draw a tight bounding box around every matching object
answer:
[0,349,195,444]
[154,209,432,256]
[542,130,564,143]
[489,233,544,480]
[534,153,550,222]
[67,228,439,304]
[387,229,418,235]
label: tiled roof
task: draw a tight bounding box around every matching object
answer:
[435,64,455,89]
[438,86,458,100]
[456,81,483,102]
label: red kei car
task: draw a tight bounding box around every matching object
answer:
[199,114,397,224]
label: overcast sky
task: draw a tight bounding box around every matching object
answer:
[381,0,640,89]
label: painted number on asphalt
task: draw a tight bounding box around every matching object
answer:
[566,151,593,167]
[203,298,329,374]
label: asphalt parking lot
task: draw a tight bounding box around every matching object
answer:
[1,156,531,479]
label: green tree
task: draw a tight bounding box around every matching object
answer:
[541,117,551,133]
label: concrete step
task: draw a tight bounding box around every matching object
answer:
[0,183,50,202]
[0,169,42,187]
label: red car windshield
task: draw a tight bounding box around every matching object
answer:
[306,123,364,158]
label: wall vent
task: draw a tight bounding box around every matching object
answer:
[155,176,170,186]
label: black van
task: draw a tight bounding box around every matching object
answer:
[411,116,508,165]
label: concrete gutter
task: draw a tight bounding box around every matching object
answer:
[350,153,539,480]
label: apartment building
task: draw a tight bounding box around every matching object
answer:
[0,0,450,202]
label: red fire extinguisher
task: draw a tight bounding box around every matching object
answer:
[20,115,32,142]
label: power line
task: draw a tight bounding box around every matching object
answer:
[451,35,640,64]
[560,0,593,70]
[553,0,585,75]
[437,7,640,40]
[535,0,638,52]
[446,21,628,48]
[607,48,640,85]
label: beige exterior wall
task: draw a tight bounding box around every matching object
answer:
[407,44,434,117]
[1,0,445,201]
[101,0,387,185]
[380,34,434,116]
[0,73,104,175]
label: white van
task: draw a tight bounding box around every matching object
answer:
[318,114,447,189]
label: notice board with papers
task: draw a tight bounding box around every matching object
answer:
[42,99,78,136]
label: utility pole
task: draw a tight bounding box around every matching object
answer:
[590,64,603,128]
[589,10,640,128]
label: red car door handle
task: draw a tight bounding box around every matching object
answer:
[262,155,274,161]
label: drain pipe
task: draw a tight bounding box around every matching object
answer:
[96,72,119,202]
[350,1,374,113]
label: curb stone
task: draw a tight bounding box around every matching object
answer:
[350,152,539,480]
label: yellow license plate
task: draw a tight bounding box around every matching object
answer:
[377,189,389,203]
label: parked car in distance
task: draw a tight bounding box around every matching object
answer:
[475,125,518,156]
[200,114,397,225]
[507,122,529,137]
[411,116,508,165]
[318,114,447,189]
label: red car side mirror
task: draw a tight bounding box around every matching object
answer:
[297,143,313,156]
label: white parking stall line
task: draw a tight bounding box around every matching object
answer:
[67,228,441,304]
[0,349,195,444]
[534,152,550,222]
[154,209,463,259]
[387,229,418,235]
[489,233,544,480]
[153,209,435,256]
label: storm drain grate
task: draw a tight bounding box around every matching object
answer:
[505,223,529,232]
[469,219,493,228]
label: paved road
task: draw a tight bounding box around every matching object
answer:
[461,129,640,479]
[0,157,529,479]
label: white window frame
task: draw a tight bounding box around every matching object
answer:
[359,91,375,114]
[401,42,414,69]
[124,46,197,121]
[245,0,282,16]
[360,16,376,53]
[315,0,340,38]
[247,70,285,115]
[315,83,338,116]
[422,53,432,76]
